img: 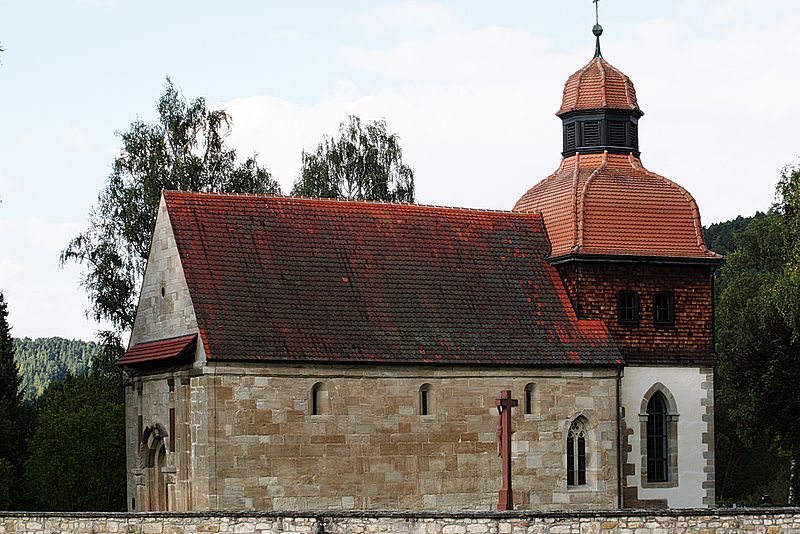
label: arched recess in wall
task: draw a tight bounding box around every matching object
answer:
[310,382,329,416]
[419,383,434,416]
[639,383,679,488]
[140,423,170,511]
[524,383,535,415]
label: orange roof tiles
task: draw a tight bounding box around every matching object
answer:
[161,191,621,366]
[557,57,641,116]
[514,152,722,261]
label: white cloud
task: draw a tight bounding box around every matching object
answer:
[340,26,555,83]
[224,1,800,225]
[353,1,464,35]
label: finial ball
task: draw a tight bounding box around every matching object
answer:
[592,23,603,37]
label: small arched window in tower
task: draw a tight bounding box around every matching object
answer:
[567,418,587,486]
[646,391,669,482]
[310,382,327,416]
[419,383,433,416]
[618,291,640,325]
[524,383,535,415]
[653,292,675,325]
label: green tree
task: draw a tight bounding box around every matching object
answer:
[717,162,800,504]
[61,78,281,334]
[292,115,415,202]
[24,372,124,511]
[0,292,23,509]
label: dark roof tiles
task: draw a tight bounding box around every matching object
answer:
[162,191,621,366]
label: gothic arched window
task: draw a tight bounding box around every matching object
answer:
[567,418,587,486]
[646,391,669,482]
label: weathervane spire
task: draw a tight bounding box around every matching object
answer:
[592,0,603,58]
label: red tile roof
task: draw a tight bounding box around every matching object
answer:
[162,191,620,366]
[557,57,641,116]
[118,334,197,366]
[513,152,722,261]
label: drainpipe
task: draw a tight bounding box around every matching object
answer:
[616,365,623,509]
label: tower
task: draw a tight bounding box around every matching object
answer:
[514,23,721,508]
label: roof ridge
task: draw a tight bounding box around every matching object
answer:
[576,150,609,252]
[597,57,608,108]
[602,59,637,110]
[570,58,596,112]
[163,189,543,217]
[571,154,581,251]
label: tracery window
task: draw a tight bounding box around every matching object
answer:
[646,391,669,482]
[567,418,587,486]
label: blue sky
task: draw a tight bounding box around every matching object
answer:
[2,0,799,341]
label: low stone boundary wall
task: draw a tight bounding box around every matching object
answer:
[1,508,799,533]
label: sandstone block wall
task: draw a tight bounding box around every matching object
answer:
[129,364,620,512]
[2,509,800,533]
[130,196,202,353]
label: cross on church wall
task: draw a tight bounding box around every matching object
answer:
[495,389,518,511]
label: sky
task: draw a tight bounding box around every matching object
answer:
[1,0,799,342]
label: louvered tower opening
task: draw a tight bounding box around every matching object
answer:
[560,109,642,157]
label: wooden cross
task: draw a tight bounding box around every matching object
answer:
[495,389,518,510]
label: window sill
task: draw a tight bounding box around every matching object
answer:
[641,480,679,489]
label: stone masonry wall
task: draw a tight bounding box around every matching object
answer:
[2,509,799,533]
[556,262,714,364]
[132,364,620,512]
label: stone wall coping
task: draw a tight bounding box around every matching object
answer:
[1,508,798,520]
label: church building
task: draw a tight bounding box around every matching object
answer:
[119,26,722,512]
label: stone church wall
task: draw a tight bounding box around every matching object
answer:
[129,364,621,511]
[3,509,799,533]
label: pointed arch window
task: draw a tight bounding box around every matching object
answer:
[646,391,669,482]
[567,418,587,486]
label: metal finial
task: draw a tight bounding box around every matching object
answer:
[592,0,603,58]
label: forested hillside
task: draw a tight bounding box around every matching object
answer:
[13,337,98,399]
[703,212,766,256]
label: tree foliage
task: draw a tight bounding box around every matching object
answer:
[0,293,24,509]
[703,212,766,257]
[716,162,800,502]
[24,372,125,511]
[13,337,98,400]
[61,78,281,333]
[292,115,414,202]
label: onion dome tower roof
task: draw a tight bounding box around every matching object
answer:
[514,25,720,263]
[557,56,641,117]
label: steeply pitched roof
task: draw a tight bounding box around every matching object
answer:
[557,56,641,116]
[162,191,620,366]
[513,152,722,261]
